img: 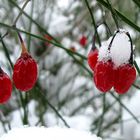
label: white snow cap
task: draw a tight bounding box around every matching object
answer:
[110,29,132,67]
[98,29,133,67]
[98,36,112,62]
[98,40,110,62]
[0,126,102,140]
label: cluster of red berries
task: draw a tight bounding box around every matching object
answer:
[88,30,136,94]
[0,34,38,104]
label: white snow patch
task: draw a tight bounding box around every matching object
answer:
[95,9,102,21]
[135,125,140,139]
[123,26,137,38]
[98,30,133,67]
[97,24,106,39]
[117,28,128,33]
[110,31,131,67]
[98,41,110,61]
[135,57,140,69]
[0,126,102,140]
[113,91,140,140]
[57,0,70,9]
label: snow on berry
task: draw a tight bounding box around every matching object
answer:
[0,126,102,140]
[0,68,12,103]
[89,29,136,94]
[98,41,110,62]
[110,31,131,67]
[13,53,38,91]
[97,36,113,62]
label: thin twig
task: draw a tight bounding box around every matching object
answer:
[96,0,140,32]
[0,35,13,68]
[110,92,140,123]
[13,0,31,26]
[27,0,34,51]
[70,94,103,116]
[106,0,119,29]
[35,84,70,128]
[0,23,87,61]
[134,60,140,76]
[0,35,29,124]
[97,94,106,136]
[91,99,117,132]
[0,23,91,78]
[2,0,31,38]
[84,0,101,46]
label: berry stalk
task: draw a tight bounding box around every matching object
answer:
[125,32,134,65]
[17,32,28,54]
[108,30,119,51]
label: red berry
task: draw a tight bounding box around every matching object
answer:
[114,64,136,94]
[79,35,87,47]
[0,68,12,103]
[70,46,76,52]
[13,53,38,91]
[44,34,52,47]
[88,49,98,71]
[94,60,114,92]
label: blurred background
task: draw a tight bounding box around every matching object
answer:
[0,0,140,139]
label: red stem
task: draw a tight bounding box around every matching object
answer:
[17,32,28,54]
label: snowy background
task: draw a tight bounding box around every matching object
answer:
[0,127,102,140]
[0,0,140,140]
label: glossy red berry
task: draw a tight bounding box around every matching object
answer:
[88,49,98,71]
[13,53,38,91]
[79,35,87,47]
[0,68,12,103]
[114,64,136,94]
[94,60,114,92]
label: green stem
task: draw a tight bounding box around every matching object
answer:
[27,0,34,52]
[119,95,123,135]
[0,23,92,77]
[13,0,31,26]
[36,84,70,128]
[0,35,28,125]
[97,0,140,32]
[0,22,87,60]
[97,94,106,136]
[0,22,92,77]
[70,54,92,76]
[0,36,13,68]
[91,100,117,132]
[134,60,140,76]
[84,0,101,46]
[19,92,28,124]
[121,115,140,123]
[106,0,119,29]
[70,94,103,116]
[111,92,140,123]
[10,0,66,47]
[132,0,140,7]
[133,83,140,89]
